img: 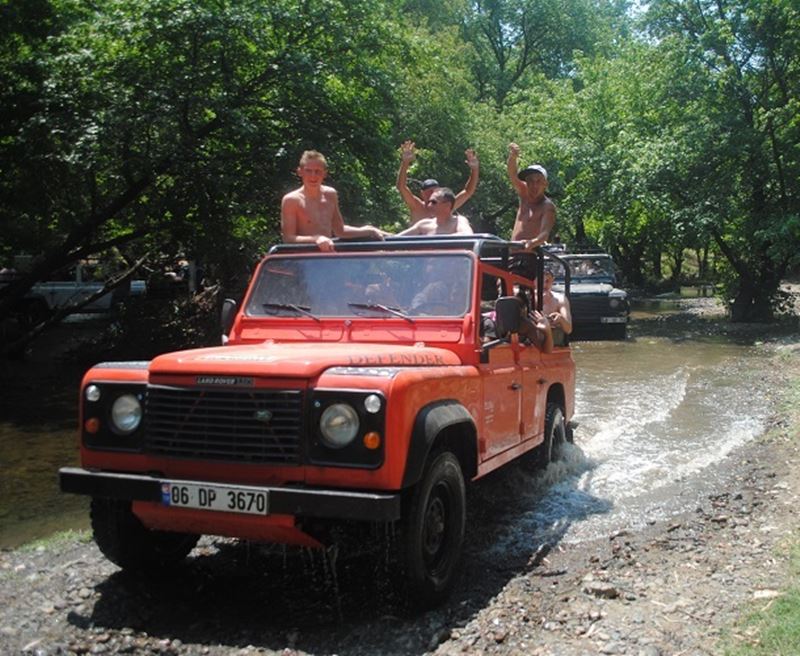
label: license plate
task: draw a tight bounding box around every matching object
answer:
[600,317,627,324]
[161,482,268,515]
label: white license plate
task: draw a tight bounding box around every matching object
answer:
[161,482,268,515]
[600,317,627,324]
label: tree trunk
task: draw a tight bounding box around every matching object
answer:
[670,249,683,282]
[652,249,662,279]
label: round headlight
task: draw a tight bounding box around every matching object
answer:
[85,385,101,402]
[609,298,620,309]
[320,403,359,448]
[110,394,142,435]
[364,394,382,414]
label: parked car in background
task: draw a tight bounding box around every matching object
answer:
[0,261,147,328]
[551,251,629,340]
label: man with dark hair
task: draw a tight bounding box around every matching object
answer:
[396,140,479,222]
[397,187,474,236]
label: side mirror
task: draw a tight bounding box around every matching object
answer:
[221,298,237,340]
[494,296,522,338]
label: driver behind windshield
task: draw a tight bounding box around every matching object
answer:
[409,258,468,315]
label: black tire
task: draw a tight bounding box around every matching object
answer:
[90,497,199,572]
[534,403,567,467]
[401,451,466,608]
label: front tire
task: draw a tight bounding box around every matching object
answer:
[401,451,466,608]
[534,403,567,467]
[91,497,199,572]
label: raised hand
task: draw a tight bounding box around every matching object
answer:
[531,310,550,332]
[465,148,479,169]
[400,140,417,164]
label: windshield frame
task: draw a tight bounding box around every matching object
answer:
[558,255,617,283]
[242,251,476,320]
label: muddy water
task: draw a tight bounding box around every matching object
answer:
[0,354,88,549]
[486,334,773,558]
[0,322,774,550]
[0,422,87,548]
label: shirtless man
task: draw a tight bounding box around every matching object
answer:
[507,143,556,251]
[396,140,479,222]
[281,150,384,252]
[542,269,572,334]
[396,188,474,236]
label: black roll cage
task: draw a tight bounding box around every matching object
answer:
[268,234,571,312]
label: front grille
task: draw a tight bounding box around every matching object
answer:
[572,295,613,317]
[145,386,303,464]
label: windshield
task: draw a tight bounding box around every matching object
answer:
[561,257,616,282]
[245,254,473,318]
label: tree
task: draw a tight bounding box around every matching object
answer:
[0,0,413,351]
[644,0,800,320]
[459,0,620,109]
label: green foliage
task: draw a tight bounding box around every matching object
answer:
[723,545,800,655]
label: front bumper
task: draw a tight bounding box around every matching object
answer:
[59,467,401,522]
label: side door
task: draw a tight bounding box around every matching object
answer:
[477,273,522,459]
[516,283,548,446]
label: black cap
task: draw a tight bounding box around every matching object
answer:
[421,178,440,190]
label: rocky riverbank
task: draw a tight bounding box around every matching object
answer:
[2,300,799,656]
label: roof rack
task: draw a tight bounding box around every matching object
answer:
[268,233,571,297]
[269,233,519,260]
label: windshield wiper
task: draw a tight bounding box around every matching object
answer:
[348,302,415,323]
[262,302,320,322]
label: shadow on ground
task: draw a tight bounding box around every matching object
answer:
[73,449,610,655]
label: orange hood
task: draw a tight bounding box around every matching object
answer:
[149,342,462,378]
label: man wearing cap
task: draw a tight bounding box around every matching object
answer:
[507,142,556,251]
[396,188,474,236]
[396,140,479,222]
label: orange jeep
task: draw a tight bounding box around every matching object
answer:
[60,235,575,605]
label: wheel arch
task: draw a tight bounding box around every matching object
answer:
[546,383,566,413]
[402,400,478,489]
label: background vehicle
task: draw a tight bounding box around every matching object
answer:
[60,235,575,606]
[552,252,629,340]
[0,261,146,328]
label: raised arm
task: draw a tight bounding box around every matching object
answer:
[453,148,479,211]
[396,140,426,214]
[507,142,527,197]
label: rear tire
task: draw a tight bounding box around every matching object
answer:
[401,451,466,608]
[91,497,199,572]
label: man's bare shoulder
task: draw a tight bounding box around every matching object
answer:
[321,185,338,198]
[282,187,305,202]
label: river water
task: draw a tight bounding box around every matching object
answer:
[0,306,777,550]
